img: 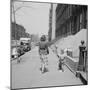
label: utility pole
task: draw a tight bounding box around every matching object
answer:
[48,3,53,41]
[48,3,57,41]
[12,0,18,50]
[12,0,16,39]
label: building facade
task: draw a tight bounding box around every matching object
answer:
[55,4,87,38]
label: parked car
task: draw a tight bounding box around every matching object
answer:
[19,46,25,56]
[20,42,31,52]
[20,38,31,52]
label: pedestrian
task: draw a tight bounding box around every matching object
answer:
[12,47,17,59]
[17,46,21,63]
[39,35,49,73]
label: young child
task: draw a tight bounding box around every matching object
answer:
[58,49,65,72]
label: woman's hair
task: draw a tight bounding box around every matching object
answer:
[40,35,46,41]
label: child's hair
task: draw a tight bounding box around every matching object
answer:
[61,49,64,54]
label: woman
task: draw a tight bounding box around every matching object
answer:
[39,35,49,73]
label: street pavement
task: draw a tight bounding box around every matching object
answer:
[11,46,83,89]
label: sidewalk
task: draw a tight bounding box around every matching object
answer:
[11,47,83,89]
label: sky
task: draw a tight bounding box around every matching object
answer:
[12,1,51,36]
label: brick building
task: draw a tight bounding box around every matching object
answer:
[55,4,87,38]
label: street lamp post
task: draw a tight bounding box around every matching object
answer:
[12,1,16,40]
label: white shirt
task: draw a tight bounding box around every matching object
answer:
[12,48,18,55]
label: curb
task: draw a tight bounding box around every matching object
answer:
[76,71,87,85]
[65,56,87,85]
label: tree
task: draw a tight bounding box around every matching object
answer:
[11,0,34,40]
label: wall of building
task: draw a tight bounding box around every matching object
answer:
[55,4,87,38]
